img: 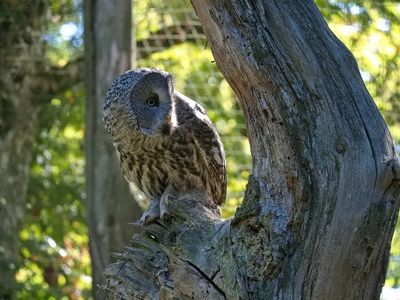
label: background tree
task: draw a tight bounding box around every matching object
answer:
[0,1,83,298]
[84,1,143,298]
[104,0,400,298]
[0,2,45,296]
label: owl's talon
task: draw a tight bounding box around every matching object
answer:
[139,200,160,225]
[161,210,171,221]
[139,213,158,225]
[160,193,175,222]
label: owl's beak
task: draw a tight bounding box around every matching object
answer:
[161,113,177,136]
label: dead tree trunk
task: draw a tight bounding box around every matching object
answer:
[84,1,142,298]
[104,1,400,299]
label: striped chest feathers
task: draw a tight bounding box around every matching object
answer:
[115,132,207,198]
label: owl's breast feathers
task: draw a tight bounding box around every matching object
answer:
[115,92,227,206]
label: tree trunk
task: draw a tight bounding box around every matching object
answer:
[0,2,45,298]
[84,1,142,298]
[103,1,400,299]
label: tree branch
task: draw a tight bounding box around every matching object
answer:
[103,190,229,299]
[103,176,295,299]
[190,0,400,298]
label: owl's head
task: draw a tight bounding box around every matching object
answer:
[103,68,177,138]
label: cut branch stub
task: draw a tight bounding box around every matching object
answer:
[104,183,293,300]
[104,190,228,299]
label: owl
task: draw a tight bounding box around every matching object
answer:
[103,68,227,224]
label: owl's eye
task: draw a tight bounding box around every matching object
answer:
[146,95,159,107]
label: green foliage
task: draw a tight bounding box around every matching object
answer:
[17,86,91,299]
[14,1,90,299]
[387,219,400,287]
[135,0,194,41]
[45,0,84,66]
[14,0,400,298]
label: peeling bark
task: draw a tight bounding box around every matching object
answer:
[104,1,400,299]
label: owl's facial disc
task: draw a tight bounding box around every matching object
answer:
[129,72,177,136]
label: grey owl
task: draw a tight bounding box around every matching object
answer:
[103,68,227,224]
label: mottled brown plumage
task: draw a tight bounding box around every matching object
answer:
[103,68,226,223]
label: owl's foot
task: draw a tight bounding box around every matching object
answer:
[139,199,160,225]
[160,194,176,220]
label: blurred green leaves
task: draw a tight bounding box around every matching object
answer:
[45,0,83,66]
[14,1,89,298]
[17,83,90,299]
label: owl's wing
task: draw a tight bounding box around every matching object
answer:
[190,103,227,205]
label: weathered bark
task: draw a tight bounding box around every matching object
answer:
[84,1,143,298]
[104,1,400,299]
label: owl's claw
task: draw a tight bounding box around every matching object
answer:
[139,211,159,225]
[139,192,176,225]
[160,193,175,221]
[139,199,160,225]
[160,210,171,221]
